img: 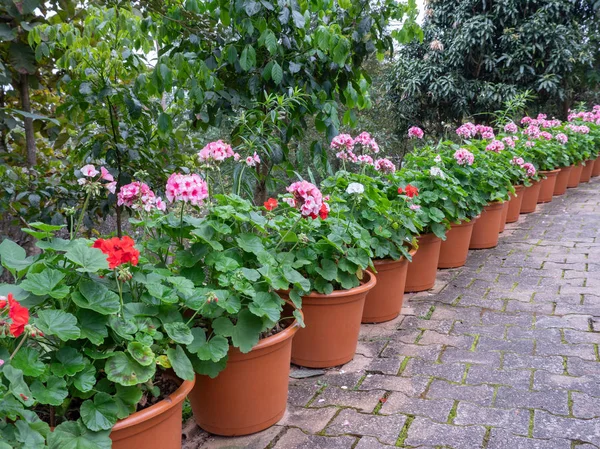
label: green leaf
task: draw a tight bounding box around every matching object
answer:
[73,364,97,393]
[190,356,228,378]
[72,279,120,315]
[80,392,119,431]
[157,112,172,137]
[282,266,310,291]
[36,310,80,340]
[0,239,25,260]
[9,42,36,74]
[108,316,138,340]
[231,309,263,353]
[249,291,282,322]
[332,37,350,66]
[188,328,229,362]
[51,347,86,377]
[164,322,194,344]
[127,342,155,366]
[30,376,68,406]
[48,420,112,449]
[14,419,45,449]
[3,365,34,406]
[241,268,261,281]
[64,243,109,273]
[20,269,69,299]
[105,352,156,386]
[271,62,283,84]
[235,233,265,255]
[114,384,143,419]
[166,345,195,381]
[239,45,256,71]
[11,347,45,377]
[77,310,108,345]
[315,259,338,281]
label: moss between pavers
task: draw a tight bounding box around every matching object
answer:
[395,415,415,447]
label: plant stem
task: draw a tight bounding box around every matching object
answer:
[115,270,124,316]
[179,202,185,246]
[73,192,91,239]
[275,216,303,250]
[236,165,247,196]
[9,334,28,360]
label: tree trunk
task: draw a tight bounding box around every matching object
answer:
[0,88,7,154]
[18,73,36,166]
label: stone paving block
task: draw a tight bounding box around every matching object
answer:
[358,374,429,397]
[417,330,474,349]
[571,391,600,418]
[427,379,495,406]
[273,428,356,449]
[475,335,535,355]
[495,386,569,415]
[355,340,388,358]
[366,357,403,375]
[288,380,322,407]
[487,429,572,449]
[534,339,597,361]
[324,409,406,445]
[506,300,555,314]
[399,316,454,333]
[353,436,395,449]
[533,371,600,397]
[379,391,454,423]
[506,326,562,342]
[454,402,529,434]
[534,411,600,446]
[451,322,507,339]
[456,295,505,310]
[401,358,465,383]
[403,416,486,448]
[312,386,385,412]
[199,425,283,449]
[277,405,338,433]
[380,342,443,361]
[481,311,534,327]
[339,354,374,374]
[566,357,600,377]
[466,365,531,388]
[320,370,364,388]
[563,329,600,345]
[441,347,501,367]
[502,353,565,374]
[535,315,593,331]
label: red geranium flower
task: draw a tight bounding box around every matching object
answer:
[93,236,140,269]
[7,293,29,338]
[404,184,419,198]
[318,203,329,220]
[264,198,278,211]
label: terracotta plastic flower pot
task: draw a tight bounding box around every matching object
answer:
[506,185,525,223]
[438,219,476,268]
[111,377,195,449]
[289,272,376,368]
[499,202,508,233]
[405,233,442,292]
[554,166,573,195]
[592,159,600,178]
[470,202,504,249]
[520,181,541,214]
[537,169,560,203]
[580,160,594,183]
[190,313,302,436]
[363,251,416,323]
[567,163,583,188]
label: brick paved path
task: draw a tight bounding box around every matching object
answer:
[188,179,600,449]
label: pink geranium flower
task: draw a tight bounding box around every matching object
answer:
[408,126,424,139]
[165,173,208,207]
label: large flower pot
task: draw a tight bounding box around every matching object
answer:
[363,251,416,323]
[538,169,560,203]
[592,159,600,178]
[580,160,594,183]
[506,185,525,223]
[190,315,302,436]
[405,233,442,292]
[111,377,195,449]
[567,163,583,188]
[438,219,476,269]
[554,166,573,195]
[289,272,376,368]
[499,202,509,233]
[520,181,541,214]
[470,202,504,249]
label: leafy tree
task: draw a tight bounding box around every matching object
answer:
[387,0,600,135]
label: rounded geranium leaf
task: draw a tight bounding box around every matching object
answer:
[166,345,195,381]
[80,392,119,432]
[105,352,155,386]
[127,342,155,366]
[73,364,97,393]
[163,322,193,344]
[36,310,80,341]
[30,376,68,406]
[108,316,138,340]
[11,347,45,377]
[50,347,86,377]
[73,280,120,315]
[48,420,112,449]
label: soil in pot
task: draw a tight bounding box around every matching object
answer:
[554,166,573,195]
[567,163,584,188]
[190,313,302,436]
[405,233,442,292]
[538,169,560,203]
[580,160,594,183]
[363,251,416,323]
[438,219,476,268]
[470,202,504,249]
[592,159,600,178]
[288,271,376,368]
[506,185,524,223]
[520,181,541,214]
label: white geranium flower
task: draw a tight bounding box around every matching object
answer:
[346,182,365,195]
[430,166,446,178]
[434,154,442,163]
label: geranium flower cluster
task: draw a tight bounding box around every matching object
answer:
[568,108,600,123]
[408,126,424,139]
[502,136,516,148]
[198,140,237,164]
[555,133,569,144]
[0,293,30,337]
[245,152,261,167]
[93,236,140,269]
[374,158,396,173]
[117,181,166,212]
[285,180,329,219]
[453,148,475,166]
[566,124,591,134]
[511,157,536,177]
[332,132,380,164]
[456,123,495,139]
[485,140,505,153]
[78,164,116,194]
[354,132,380,153]
[165,173,209,206]
[539,131,553,141]
[521,114,562,128]
[504,122,518,133]
[398,184,419,198]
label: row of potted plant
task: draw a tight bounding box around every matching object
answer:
[1,107,599,447]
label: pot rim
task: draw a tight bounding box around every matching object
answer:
[485,201,505,210]
[418,232,442,243]
[297,270,377,299]
[540,169,561,175]
[240,307,304,353]
[559,165,573,171]
[373,249,418,267]
[112,376,196,432]
[512,184,525,192]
